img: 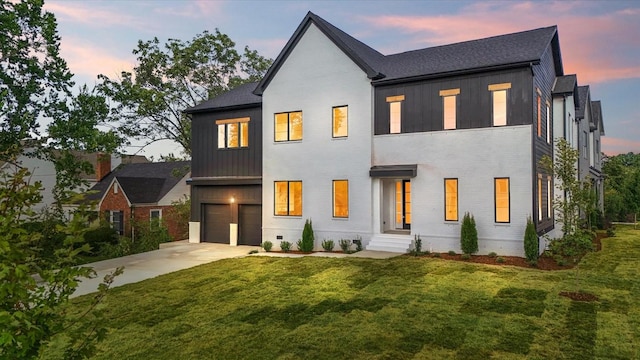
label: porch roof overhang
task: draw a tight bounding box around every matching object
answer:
[369,164,417,178]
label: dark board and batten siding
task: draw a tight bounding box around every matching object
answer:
[373,68,533,135]
[191,185,261,222]
[532,44,558,234]
[190,106,262,178]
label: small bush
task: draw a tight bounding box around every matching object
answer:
[262,241,273,252]
[321,239,335,251]
[433,253,441,258]
[413,234,422,256]
[524,216,539,262]
[461,212,478,254]
[339,239,351,253]
[84,224,119,254]
[299,218,315,252]
[280,241,292,252]
[461,254,471,260]
[496,256,505,263]
[448,250,456,256]
[248,250,259,254]
[488,252,498,258]
[354,235,363,252]
[606,227,616,237]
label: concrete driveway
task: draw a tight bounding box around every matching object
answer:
[72,241,260,298]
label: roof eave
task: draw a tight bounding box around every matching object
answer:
[184,101,262,115]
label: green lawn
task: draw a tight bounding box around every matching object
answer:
[45,227,640,359]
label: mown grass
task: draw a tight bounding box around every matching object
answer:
[43,227,640,359]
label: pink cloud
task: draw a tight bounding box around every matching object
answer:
[361,1,640,84]
[602,137,640,155]
[43,2,138,28]
[153,0,224,19]
[60,39,135,83]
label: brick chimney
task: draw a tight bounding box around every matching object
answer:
[96,153,111,181]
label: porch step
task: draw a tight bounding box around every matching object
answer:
[366,234,413,253]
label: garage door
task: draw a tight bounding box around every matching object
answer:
[203,204,230,243]
[239,205,261,246]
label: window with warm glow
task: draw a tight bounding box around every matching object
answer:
[274,181,302,216]
[440,89,459,130]
[489,83,510,127]
[390,101,401,134]
[547,176,552,219]
[332,106,348,138]
[333,180,348,218]
[216,117,249,148]
[275,111,302,142]
[537,92,542,137]
[444,178,458,221]
[546,103,551,143]
[538,175,543,222]
[495,178,510,223]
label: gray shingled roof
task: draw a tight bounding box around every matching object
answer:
[552,74,577,95]
[591,100,605,135]
[576,85,591,119]
[184,82,261,113]
[86,161,190,204]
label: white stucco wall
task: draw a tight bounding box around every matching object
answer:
[373,125,533,256]
[262,23,373,249]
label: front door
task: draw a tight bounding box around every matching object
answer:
[395,180,411,230]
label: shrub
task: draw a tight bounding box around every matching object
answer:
[461,254,471,260]
[496,256,505,263]
[354,235,363,252]
[339,239,351,253]
[248,250,259,254]
[280,241,292,252]
[461,212,478,254]
[433,252,441,258]
[84,223,119,254]
[524,216,539,262]
[606,227,616,237]
[299,218,315,252]
[488,252,498,258]
[262,241,273,252]
[448,250,456,256]
[321,239,335,251]
[412,234,422,256]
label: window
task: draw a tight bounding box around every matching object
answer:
[537,89,542,137]
[538,175,543,222]
[109,210,124,235]
[386,95,404,134]
[275,111,302,142]
[444,178,458,221]
[546,102,551,143]
[332,106,348,138]
[113,182,118,194]
[495,178,510,223]
[440,89,460,130]
[217,117,249,148]
[150,209,162,228]
[333,180,349,218]
[547,176,552,219]
[489,83,511,126]
[583,131,588,158]
[274,181,302,216]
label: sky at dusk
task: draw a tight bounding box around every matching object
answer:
[43,0,640,158]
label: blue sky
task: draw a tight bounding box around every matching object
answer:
[44,0,640,158]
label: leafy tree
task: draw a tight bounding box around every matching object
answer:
[603,152,640,222]
[1,0,121,357]
[97,30,272,156]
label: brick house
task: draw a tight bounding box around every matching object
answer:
[86,161,190,241]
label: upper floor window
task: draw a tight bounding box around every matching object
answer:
[489,83,511,127]
[274,181,302,216]
[536,90,542,137]
[333,180,349,218]
[583,131,588,158]
[332,106,348,138]
[275,111,302,142]
[386,95,404,134]
[546,102,551,143]
[495,177,510,223]
[444,178,458,221]
[440,89,460,130]
[217,117,249,149]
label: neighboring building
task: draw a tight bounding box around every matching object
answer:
[85,161,191,241]
[0,148,148,214]
[188,12,605,256]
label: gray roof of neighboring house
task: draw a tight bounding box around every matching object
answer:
[591,100,605,135]
[183,82,261,113]
[86,161,190,204]
[552,74,578,95]
[576,85,591,119]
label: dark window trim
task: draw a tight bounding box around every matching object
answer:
[273,180,302,216]
[274,111,303,142]
[444,178,458,222]
[332,105,348,139]
[494,177,511,223]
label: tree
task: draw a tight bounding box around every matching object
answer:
[602,152,640,222]
[1,0,121,357]
[460,212,478,255]
[97,30,272,156]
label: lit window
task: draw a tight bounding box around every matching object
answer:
[440,89,459,130]
[547,176,552,219]
[333,180,349,218]
[275,111,302,142]
[537,92,542,137]
[546,103,551,143]
[274,181,302,216]
[538,175,543,222]
[216,117,250,148]
[332,106,348,138]
[444,178,458,221]
[386,95,404,134]
[495,178,510,223]
[489,83,511,127]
